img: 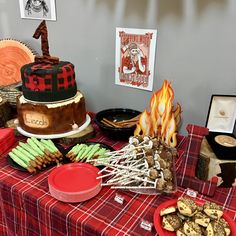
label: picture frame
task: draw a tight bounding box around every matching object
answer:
[115,27,157,91]
[205,94,236,133]
[19,0,56,21]
[205,94,236,160]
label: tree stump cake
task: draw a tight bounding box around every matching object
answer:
[197,138,236,187]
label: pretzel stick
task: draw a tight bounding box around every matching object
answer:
[115,115,140,125]
[101,115,140,128]
[101,120,114,127]
[101,119,135,128]
[102,118,122,128]
[118,122,137,128]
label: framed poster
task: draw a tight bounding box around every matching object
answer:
[19,0,56,21]
[115,27,157,91]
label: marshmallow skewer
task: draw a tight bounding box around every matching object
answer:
[96,168,127,179]
[111,186,156,189]
[95,135,176,192]
[107,173,155,185]
[95,161,149,174]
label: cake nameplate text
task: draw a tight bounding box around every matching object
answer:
[23,111,49,128]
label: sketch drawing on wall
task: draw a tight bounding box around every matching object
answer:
[19,0,56,21]
[115,27,157,91]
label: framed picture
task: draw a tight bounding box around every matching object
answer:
[115,27,157,91]
[19,0,56,21]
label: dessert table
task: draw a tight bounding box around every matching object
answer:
[0,117,235,236]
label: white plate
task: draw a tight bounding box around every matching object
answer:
[17,114,91,139]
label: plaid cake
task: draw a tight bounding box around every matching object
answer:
[21,61,77,102]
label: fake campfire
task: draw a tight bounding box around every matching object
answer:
[134,80,182,147]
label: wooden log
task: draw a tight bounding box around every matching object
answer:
[0,96,12,127]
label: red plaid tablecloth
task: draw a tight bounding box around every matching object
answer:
[0,117,235,236]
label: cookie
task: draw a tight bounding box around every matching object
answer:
[160,206,176,216]
[206,221,226,236]
[203,202,223,220]
[183,220,203,236]
[177,211,189,221]
[177,197,198,217]
[194,212,211,227]
[162,214,182,231]
[218,218,231,236]
[176,226,187,236]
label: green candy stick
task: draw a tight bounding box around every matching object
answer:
[75,145,87,161]
[9,152,28,169]
[40,140,55,153]
[16,146,36,161]
[12,148,31,165]
[27,138,44,156]
[94,149,109,159]
[31,137,46,152]
[47,139,59,151]
[19,142,40,157]
[69,144,84,155]
[80,145,95,160]
[40,139,57,152]
[86,145,101,160]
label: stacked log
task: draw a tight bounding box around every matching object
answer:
[0,96,12,127]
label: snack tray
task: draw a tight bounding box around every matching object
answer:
[17,114,91,139]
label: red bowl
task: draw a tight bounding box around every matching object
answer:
[153,199,236,236]
[48,163,102,202]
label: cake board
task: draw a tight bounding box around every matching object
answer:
[17,114,91,139]
[59,124,95,145]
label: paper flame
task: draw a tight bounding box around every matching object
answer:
[134,80,182,147]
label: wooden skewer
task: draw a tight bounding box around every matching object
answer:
[101,115,140,128]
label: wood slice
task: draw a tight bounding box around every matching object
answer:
[58,125,95,145]
[0,96,12,127]
[0,39,35,86]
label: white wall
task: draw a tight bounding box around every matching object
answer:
[1,0,236,134]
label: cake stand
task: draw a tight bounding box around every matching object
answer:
[17,114,91,139]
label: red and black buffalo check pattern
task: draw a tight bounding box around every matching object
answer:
[57,64,76,90]
[21,62,77,102]
[24,62,75,92]
[0,114,235,236]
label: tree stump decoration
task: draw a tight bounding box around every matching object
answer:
[0,96,12,127]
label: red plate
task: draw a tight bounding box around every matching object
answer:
[153,199,236,236]
[48,163,102,202]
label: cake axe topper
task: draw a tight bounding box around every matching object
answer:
[33,20,59,64]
